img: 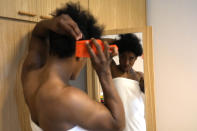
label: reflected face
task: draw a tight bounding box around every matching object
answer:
[119,52,137,72]
[71,58,87,80]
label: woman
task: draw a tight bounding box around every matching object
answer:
[110,33,146,131]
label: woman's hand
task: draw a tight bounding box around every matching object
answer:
[34,14,82,40]
[109,46,119,58]
[86,38,111,76]
[49,14,82,40]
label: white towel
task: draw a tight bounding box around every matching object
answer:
[30,117,88,131]
[67,126,88,131]
[30,119,43,131]
[113,77,146,131]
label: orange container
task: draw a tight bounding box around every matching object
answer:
[76,39,118,57]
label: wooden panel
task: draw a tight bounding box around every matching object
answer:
[89,0,117,30]
[0,0,37,22]
[37,0,88,21]
[54,0,88,10]
[86,59,100,102]
[89,0,146,31]
[37,0,55,20]
[116,0,146,29]
[86,59,94,99]
[0,18,34,131]
[143,26,156,131]
[0,0,88,22]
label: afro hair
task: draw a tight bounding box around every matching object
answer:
[115,33,143,57]
[49,2,103,58]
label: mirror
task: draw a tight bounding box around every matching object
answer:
[101,32,146,131]
[86,27,156,131]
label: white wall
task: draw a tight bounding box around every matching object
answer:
[147,0,197,131]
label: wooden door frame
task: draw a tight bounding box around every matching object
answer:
[86,26,156,131]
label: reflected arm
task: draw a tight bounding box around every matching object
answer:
[137,72,145,93]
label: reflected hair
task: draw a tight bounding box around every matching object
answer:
[115,33,143,57]
[49,2,103,58]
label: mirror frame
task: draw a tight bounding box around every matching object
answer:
[86,27,156,131]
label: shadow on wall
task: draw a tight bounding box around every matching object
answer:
[1,33,32,131]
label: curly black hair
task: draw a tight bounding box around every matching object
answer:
[115,33,143,57]
[49,2,103,58]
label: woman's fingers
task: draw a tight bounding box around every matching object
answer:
[103,41,110,59]
[86,39,111,74]
[68,20,82,40]
[90,38,105,60]
[109,46,118,57]
[86,39,113,64]
[58,14,82,40]
[61,23,78,38]
[86,42,98,63]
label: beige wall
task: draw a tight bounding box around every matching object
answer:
[147,0,197,131]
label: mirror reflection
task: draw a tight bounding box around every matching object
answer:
[101,33,146,131]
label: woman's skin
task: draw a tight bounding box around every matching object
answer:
[21,14,125,131]
[110,51,144,93]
